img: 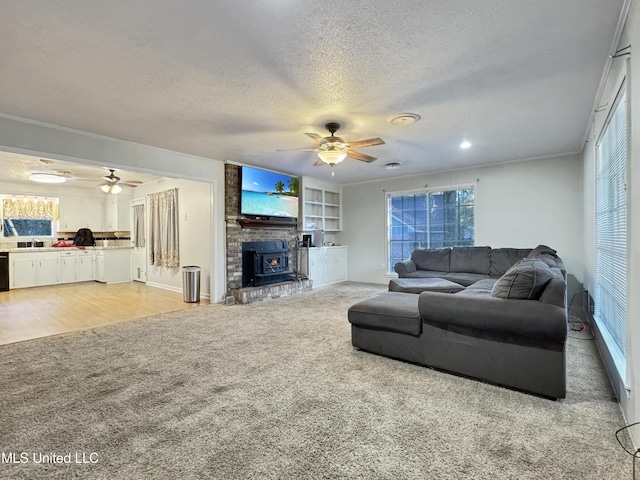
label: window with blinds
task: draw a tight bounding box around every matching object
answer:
[595,85,627,358]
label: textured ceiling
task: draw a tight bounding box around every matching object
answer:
[0,0,625,184]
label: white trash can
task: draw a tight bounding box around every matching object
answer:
[182,266,201,303]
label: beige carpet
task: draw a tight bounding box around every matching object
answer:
[0,282,632,479]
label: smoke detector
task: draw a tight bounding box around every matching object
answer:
[387,113,421,127]
[384,161,404,169]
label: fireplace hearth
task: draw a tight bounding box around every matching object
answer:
[242,240,293,287]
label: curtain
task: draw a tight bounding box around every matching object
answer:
[3,199,54,220]
[148,189,179,267]
[132,204,145,248]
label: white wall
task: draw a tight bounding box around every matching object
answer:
[338,154,584,286]
[583,0,639,442]
[0,115,227,302]
[134,178,213,298]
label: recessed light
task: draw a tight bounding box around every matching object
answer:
[460,140,471,149]
[384,161,404,169]
[28,173,66,183]
[387,113,421,127]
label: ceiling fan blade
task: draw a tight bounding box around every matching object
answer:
[313,159,326,167]
[276,147,317,152]
[305,133,324,142]
[121,182,139,187]
[348,137,385,149]
[347,150,377,163]
[122,180,143,184]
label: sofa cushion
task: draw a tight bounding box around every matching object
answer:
[539,268,566,307]
[454,278,497,298]
[527,244,557,258]
[348,292,421,336]
[411,248,451,272]
[490,248,532,276]
[442,272,492,287]
[533,253,558,268]
[389,278,465,294]
[405,270,449,279]
[450,246,491,274]
[491,259,554,300]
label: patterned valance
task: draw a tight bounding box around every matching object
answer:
[2,199,55,220]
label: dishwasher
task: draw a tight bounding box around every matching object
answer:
[0,252,8,292]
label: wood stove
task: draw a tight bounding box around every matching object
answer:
[242,240,293,287]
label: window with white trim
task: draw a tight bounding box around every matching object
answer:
[1,197,57,237]
[387,187,474,273]
[595,84,627,360]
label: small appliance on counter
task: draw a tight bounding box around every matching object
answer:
[312,229,324,248]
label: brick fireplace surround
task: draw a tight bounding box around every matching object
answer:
[225,164,311,304]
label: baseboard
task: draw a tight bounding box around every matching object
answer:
[145,281,210,299]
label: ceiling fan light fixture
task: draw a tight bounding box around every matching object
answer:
[318,150,347,165]
[29,172,66,184]
[100,183,122,194]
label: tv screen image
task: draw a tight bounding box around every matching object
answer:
[240,166,299,219]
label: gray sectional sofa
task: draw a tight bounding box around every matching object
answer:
[348,246,568,398]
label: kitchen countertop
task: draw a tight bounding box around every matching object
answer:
[0,246,132,253]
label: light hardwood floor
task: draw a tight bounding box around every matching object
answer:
[0,281,210,345]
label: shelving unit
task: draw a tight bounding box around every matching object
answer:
[302,183,342,232]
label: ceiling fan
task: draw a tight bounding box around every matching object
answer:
[279,122,385,175]
[98,169,142,194]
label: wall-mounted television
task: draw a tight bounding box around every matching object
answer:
[240,165,299,219]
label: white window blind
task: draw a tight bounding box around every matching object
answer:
[595,86,627,357]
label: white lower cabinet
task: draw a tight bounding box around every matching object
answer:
[94,250,105,282]
[11,257,38,288]
[94,249,131,284]
[11,253,60,288]
[302,246,347,288]
[77,251,95,282]
[59,251,77,283]
[9,248,132,288]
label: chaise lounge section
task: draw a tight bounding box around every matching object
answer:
[348,246,568,398]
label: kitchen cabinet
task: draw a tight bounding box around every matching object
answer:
[59,251,77,283]
[10,252,60,288]
[8,248,129,288]
[104,197,131,231]
[302,246,347,288]
[76,251,95,282]
[11,257,38,288]
[95,249,131,283]
[58,197,104,232]
[39,257,60,285]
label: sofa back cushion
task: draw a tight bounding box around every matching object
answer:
[539,268,566,307]
[411,248,451,272]
[491,259,554,300]
[490,248,532,276]
[450,246,491,274]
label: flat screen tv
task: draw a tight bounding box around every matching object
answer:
[240,165,299,219]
